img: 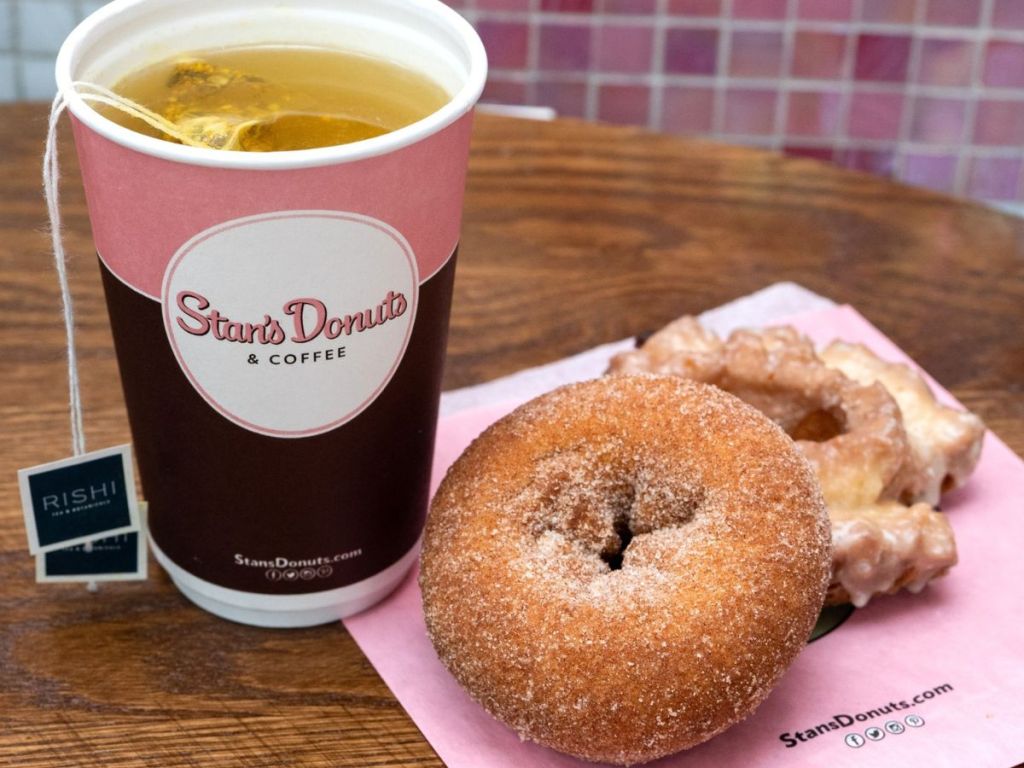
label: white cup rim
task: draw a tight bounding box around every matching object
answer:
[55,0,487,170]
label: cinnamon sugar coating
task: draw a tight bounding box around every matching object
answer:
[420,376,831,765]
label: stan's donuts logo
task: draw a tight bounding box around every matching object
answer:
[173,290,409,346]
[162,211,419,438]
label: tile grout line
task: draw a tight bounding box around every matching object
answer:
[771,0,799,152]
[892,0,927,181]
[486,67,1024,100]
[954,0,994,197]
[584,5,600,121]
[0,0,8,54]
[0,0,8,101]
[647,0,668,131]
[460,1,478,30]
[830,0,862,165]
[10,0,23,100]
[711,0,732,135]
[470,9,1024,41]
[1018,152,1024,205]
[526,0,541,107]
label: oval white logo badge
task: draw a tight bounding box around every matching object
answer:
[162,211,418,437]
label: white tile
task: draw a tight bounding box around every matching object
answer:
[0,1,13,50]
[18,0,78,54]
[0,54,15,101]
[20,55,56,99]
[80,0,110,16]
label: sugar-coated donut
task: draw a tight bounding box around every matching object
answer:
[420,376,831,765]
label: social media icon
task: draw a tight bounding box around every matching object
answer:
[316,565,333,578]
[844,733,865,749]
[300,567,316,580]
[905,714,925,728]
[283,569,299,581]
[265,569,282,581]
[884,720,905,735]
[865,726,885,741]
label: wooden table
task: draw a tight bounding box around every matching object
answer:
[1,102,1022,767]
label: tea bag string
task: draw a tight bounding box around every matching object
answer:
[43,91,85,457]
[46,85,216,590]
[74,82,266,151]
[72,82,208,147]
[46,93,100,592]
[44,82,217,459]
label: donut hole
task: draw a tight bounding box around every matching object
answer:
[527,449,704,574]
[526,455,636,558]
[600,516,634,571]
[788,407,846,443]
[707,381,848,444]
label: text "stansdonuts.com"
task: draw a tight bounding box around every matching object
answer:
[778,682,953,748]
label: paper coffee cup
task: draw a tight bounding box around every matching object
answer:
[55,0,486,627]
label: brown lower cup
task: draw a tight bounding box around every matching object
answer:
[102,252,456,626]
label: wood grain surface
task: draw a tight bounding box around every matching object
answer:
[1,102,1022,767]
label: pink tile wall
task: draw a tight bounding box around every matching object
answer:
[457,0,1024,202]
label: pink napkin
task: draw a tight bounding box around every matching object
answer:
[344,305,1024,768]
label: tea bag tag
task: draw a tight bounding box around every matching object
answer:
[18,444,141,555]
[36,508,149,585]
[26,94,148,587]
